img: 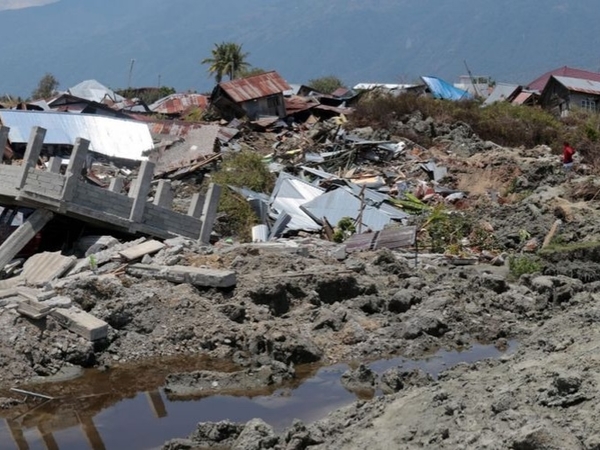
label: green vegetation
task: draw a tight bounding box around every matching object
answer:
[508,255,543,278]
[308,75,345,94]
[333,217,356,243]
[539,240,600,254]
[202,42,251,83]
[351,92,600,164]
[115,86,176,105]
[236,67,268,78]
[212,152,275,241]
[31,73,59,100]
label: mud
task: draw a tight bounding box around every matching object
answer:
[2,117,600,449]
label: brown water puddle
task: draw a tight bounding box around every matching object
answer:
[0,341,516,450]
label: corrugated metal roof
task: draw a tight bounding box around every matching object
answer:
[512,92,534,105]
[67,80,125,104]
[483,83,521,106]
[219,71,291,103]
[270,172,323,232]
[300,188,394,232]
[149,93,209,115]
[553,76,600,95]
[0,110,154,160]
[527,66,600,92]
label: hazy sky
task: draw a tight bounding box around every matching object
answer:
[0,0,58,11]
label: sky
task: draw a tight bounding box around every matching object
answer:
[0,0,58,11]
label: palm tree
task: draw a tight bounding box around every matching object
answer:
[202,42,251,83]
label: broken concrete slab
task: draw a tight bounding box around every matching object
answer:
[16,287,55,302]
[42,296,73,309]
[118,240,166,261]
[16,300,53,320]
[126,264,236,288]
[50,308,109,341]
[68,237,147,276]
[21,252,77,285]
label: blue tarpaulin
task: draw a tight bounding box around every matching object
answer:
[421,76,473,101]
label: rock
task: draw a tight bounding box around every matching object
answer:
[388,289,422,313]
[218,304,246,323]
[341,364,377,394]
[247,283,290,316]
[401,313,449,339]
[478,273,509,294]
[379,368,433,395]
[186,421,244,448]
[511,424,584,450]
[233,419,278,450]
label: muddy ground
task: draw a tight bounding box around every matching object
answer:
[2,117,600,449]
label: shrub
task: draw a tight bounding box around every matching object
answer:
[212,152,275,241]
[508,255,542,278]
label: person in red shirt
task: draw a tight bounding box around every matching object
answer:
[563,141,575,171]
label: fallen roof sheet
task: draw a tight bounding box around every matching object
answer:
[300,188,396,232]
[270,172,323,232]
[345,226,417,253]
[66,79,125,104]
[552,75,600,95]
[0,110,154,160]
[219,71,291,103]
[149,93,209,115]
[21,251,76,285]
[421,76,473,101]
[154,125,220,175]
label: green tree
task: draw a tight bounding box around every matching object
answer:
[202,42,251,83]
[31,73,60,100]
[308,75,345,94]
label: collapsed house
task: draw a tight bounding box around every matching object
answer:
[210,71,291,122]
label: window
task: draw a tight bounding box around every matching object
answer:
[581,98,597,111]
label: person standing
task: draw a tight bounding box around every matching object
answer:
[562,141,575,171]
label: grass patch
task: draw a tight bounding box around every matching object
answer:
[539,240,600,254]
[508,255,543,278]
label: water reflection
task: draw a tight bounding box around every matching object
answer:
[0,341,516,450]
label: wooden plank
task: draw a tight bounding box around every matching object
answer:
[127,264,237,288]
[118,240,165,261]
[51,308,108,341]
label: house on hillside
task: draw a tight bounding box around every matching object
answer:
[210,71,291,121]
[539,75,600,116]
[527,66,600,93]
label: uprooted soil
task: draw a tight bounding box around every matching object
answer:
[3,117,600,449]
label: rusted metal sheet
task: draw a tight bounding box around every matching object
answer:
[285,95,319,115]
[553,75,600,95]
[219,71,291,103]
[150,94,209,115]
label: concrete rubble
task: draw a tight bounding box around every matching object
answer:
[2,74,600,449]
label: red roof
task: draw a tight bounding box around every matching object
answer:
[218,71,291,103]
[150,93,208,115]
[527,66,600,92]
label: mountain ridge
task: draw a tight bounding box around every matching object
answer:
[1,0,600,97]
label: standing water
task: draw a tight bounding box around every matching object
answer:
[0,341,516,450]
